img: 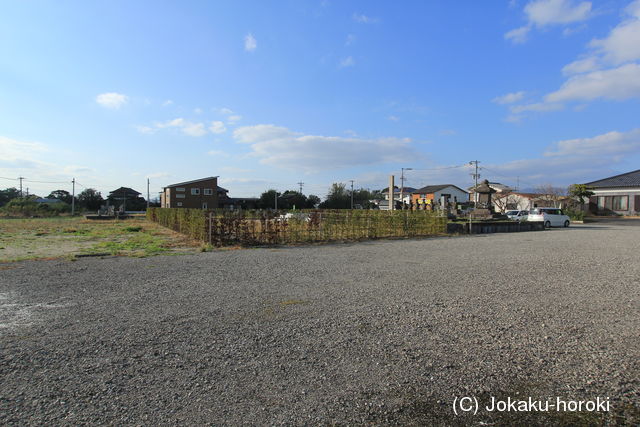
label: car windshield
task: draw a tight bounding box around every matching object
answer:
[506,211,518,215]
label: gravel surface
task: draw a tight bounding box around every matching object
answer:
[1,222,639,425]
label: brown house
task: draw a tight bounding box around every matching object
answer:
[160,177,219,209]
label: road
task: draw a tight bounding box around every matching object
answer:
[1,222,639,425]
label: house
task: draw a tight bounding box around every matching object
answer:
[33,197,63,204]
[108,187,146,211]
[492,192,556,212]
[380,186,417,207]
[160,177,219,209]
[468,182,513,203]
[411,184,469,210]
[585,169,640,215]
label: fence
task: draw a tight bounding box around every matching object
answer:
[147,208,447,246]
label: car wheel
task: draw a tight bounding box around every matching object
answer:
[564,220,570,227]
[544,221,551,229]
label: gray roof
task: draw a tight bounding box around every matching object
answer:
[584,169,640,188]
[412,184,468,194]
[164,176,219,188]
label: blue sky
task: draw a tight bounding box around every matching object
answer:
[1,0,640,199]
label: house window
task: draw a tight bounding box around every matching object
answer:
[202,202,208,209]
[176,187,185,192]
[191,188,200,195]
[598,195,628,211]
[204,188,213,195]
[176,194,185,199]
[177,202,183,207]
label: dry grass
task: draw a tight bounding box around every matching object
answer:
[0,217,201,262]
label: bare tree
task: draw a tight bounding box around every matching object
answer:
[534,184,566,207]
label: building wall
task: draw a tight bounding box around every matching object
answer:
[161,178,219,209]
[590,187,640,215]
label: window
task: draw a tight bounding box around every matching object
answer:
[176,187,185,192]
[177,202,183,207]
[176,194,185,199]
[191,188,200,195]
[202,202,208,209]
[598,196,628,211]
[204,188,213,195]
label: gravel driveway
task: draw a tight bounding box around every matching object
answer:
[1,222,639,425]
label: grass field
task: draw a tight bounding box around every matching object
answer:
[0,217,200,262]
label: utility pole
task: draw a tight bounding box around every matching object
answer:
[468,161,480,234]
[516,176,519,192]
[388,175,395,211]
[349,180,354,209]
[71,178,76,216]
[147,178,150,209]
[400,167,413,210]
[19,177,24,197]
[297,181,304,194]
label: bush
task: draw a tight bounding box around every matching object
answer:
[0,198,71,217]
[564,208,584,221]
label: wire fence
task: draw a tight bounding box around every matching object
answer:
[147,208,448,246]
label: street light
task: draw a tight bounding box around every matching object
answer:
[400,167,413,210]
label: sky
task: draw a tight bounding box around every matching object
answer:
[1,0,640,200]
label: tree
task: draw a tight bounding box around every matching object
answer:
[47,189,73,204]
[0,187,21,206]
[258,189,278,209]
[77,188,104,211]
[319,183,350,209]
[534,184,566,207]
[568,184,595,204]
[306,194,321,208]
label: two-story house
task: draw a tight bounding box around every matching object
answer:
[160,177,219,209]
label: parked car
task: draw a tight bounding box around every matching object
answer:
[526,208,570,228]
[505,210,528,221]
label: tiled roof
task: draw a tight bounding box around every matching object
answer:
[412,184,468,194]
[584,169,640,188]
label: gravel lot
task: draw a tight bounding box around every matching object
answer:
[1,222,639,425]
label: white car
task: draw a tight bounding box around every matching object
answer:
[505,210,528,221]
[526,207,570,228]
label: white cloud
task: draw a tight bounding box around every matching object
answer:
[545,63,640,102]
[353,13,378,23]
[194,108,203,114]
[232,124,421,172]
[182,122,207,137]
[544,128,640,157]
[561,56,599,75]
[136,125,155,134]
[151,118,208,137]
[492,91,526,104]
[525,0,591,26]
[96,92,128,109]
[339,56,355,68]
[510,102,564,113]
[589,5,640,65]
[162,100,173,107]
[505,0,591,43]
[219,107,234,115]
[244,33,257,52]
[505,26,531,44]
[0,136,48,162]
[227,115,242,124]
[209,121,226,134]
[207,150,230,157]
[387,115,399,122]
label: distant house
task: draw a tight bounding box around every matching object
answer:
[411,184,468,210]
[468,182,513,203]
[585,169,640,215]
[161,177,219,209]
[108,187,145,211]
[492,192,556,212]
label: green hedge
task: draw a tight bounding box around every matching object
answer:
[147,207,207,241]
